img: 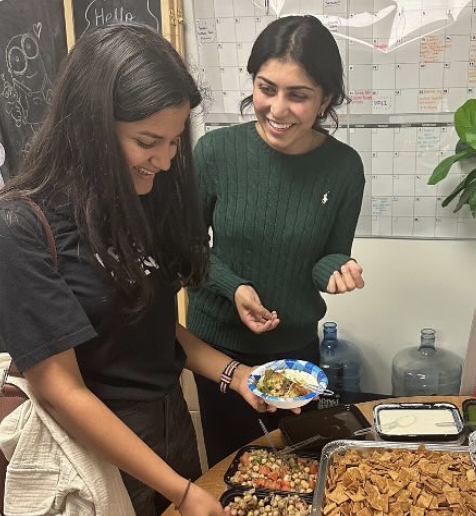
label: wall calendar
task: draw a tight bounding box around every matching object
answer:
[191,0,476,238]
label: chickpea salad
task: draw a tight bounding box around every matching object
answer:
[227,447,319,494]
[223,490,313,516]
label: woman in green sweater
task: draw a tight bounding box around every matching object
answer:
[187,15,365,466]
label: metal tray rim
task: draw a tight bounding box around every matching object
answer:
[311,438,474,515]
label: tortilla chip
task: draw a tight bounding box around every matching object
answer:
[356,508,372,516]
[323,446,475,516]
[467,468,476,483]
[324,502,337,515]
[348,491,366,503]
[410,506,425,516]
[327,488,350,505]
[387,480,403,497]
[444,491,460,505]
[416,491,433,509]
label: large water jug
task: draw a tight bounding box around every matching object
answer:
[391,328,462,396]
[319,322,362,393]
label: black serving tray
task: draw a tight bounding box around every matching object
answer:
[373,402,465,442]
[220,487,313,511]
[223,444,319,496]
[279,404,371,454]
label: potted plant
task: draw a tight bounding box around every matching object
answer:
[428,99,476,217]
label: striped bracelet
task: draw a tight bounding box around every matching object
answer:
[219,360,241,393]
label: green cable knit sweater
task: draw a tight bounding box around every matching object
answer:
[187,122,365,355]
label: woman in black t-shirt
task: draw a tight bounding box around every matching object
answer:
[0,24,278,516]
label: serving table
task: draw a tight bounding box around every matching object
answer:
[161,395,472,515]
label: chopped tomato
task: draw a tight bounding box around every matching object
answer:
[279,480,290,490]
[231,448,319,495]
[259,466,271,476]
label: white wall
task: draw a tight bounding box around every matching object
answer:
[322,238,476,394]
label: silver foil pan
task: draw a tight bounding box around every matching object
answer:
[311,437,476,515]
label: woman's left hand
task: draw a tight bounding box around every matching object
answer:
[326,260,364,294]
[231,364,301,415]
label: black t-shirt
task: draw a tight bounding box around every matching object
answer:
[0,196,186,401]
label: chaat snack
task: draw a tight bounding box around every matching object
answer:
[229,447,318,493]
[225,490,312,516]
[323,445,476,516]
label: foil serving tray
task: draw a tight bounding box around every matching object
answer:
[311,437,476,515]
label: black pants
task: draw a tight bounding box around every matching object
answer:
[194,339,320,468]
[105,382,201,516]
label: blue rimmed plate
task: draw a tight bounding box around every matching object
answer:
[248,359,330,409]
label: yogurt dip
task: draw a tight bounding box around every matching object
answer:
[377,407,460,435]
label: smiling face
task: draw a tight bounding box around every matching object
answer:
[116,101,190,195]
[253,58,331,154]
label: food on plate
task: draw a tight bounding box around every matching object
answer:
[225,490,312,515]
[323,445,476,516]
[257,369,317,398]
[249,360,326,409]
[229,448,318,493]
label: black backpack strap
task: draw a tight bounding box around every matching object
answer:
[5,196,58,377]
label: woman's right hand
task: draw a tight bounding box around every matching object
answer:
[179,483,227,515]
[234,285,280,334]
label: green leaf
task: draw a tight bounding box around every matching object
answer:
[455,139,472,153]
[427,148,474,185]
[455,99,476,150]
[442,180,467,207]
[441,168,476,207]
[454,180,476,212]
[468,190,476,218]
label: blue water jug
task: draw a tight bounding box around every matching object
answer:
[319,322,362,393]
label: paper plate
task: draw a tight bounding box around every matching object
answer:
[248,359,329,409]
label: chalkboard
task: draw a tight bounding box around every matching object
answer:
[73,0,162,38]
[0,0,68,179]
[0,126,9,184]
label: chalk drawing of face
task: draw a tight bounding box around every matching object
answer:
[5,30,53,125]
[7,34,42,86]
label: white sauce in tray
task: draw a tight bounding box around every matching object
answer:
[377,408,460,435]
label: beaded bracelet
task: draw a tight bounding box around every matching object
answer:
[219,360,241,393]
[175,479,192,511]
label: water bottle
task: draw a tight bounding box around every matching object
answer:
[319,322,363,393]
[391,328,462,396]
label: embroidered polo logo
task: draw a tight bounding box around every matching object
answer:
[322,191,330,204]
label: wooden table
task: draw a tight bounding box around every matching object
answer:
[161,395,472,515]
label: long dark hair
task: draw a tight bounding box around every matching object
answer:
[1,23,208,314]
[240,15,348,129]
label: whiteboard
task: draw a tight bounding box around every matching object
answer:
[191,0,476,239]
